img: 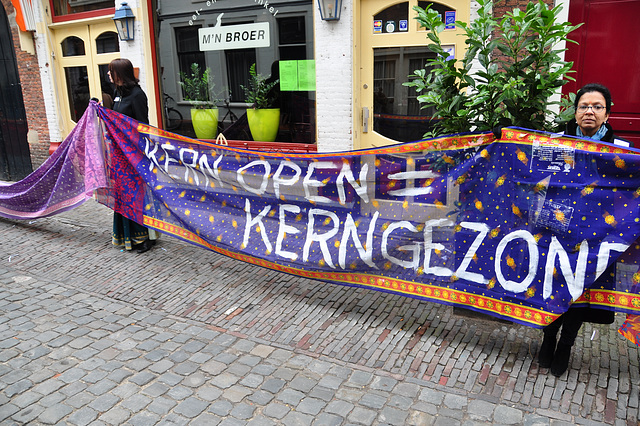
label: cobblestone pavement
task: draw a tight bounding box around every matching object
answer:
[0,199,638,425]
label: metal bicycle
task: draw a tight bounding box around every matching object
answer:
[217,97,238,134]
[163,93,183,131]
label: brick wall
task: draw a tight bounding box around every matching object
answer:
[493,0,554,19]
[1,0,50,168]
[492,0,555,64]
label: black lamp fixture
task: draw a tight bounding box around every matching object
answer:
[113,2,136,41]
[317,0,342,21]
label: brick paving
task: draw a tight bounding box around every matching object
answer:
[0,199,638,425]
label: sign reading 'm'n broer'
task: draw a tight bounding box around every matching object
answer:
[199,23,270,51]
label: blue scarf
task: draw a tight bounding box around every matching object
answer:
[577,123,608,141]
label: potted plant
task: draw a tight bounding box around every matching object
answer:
[180,63,222,139]
[242,63,280,142]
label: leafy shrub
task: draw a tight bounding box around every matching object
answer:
[242,63,279,109]
[180,63,222,108]
[404,0,580,136]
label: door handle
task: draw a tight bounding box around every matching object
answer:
[362,107,369,133]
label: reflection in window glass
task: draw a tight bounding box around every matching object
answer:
[65,66,90,122]
[374,3,408,34]
[277,16,315,143]
[96,32,119,54]
[373,47,437,142]
[407,57,430,116]
[226,49,257,103]
[52,0,113,17]
[278,17,307,60]
[374,60,395,114]
[175,27,206,100]
[61,37,85,57]
[164,12,315,143]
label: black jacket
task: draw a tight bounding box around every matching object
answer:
[565,120,633,147]
[113,85,149,124]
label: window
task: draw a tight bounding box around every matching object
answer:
[61,36,85,57]
[226,49,257,103]
[417,1,456,22]
[373,2,408,34]
[95,31,119,54]
[51,0,113,18]
[278,17,307,60]
[158,4,316,143]
[64,66,89,121]
[407,56,434,116]
[175,26,206,100]
[373,47,437,141]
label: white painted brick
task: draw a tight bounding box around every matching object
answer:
[32,1,62,142]
[315,2,353,153]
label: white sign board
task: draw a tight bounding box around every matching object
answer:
[199,23,270,51]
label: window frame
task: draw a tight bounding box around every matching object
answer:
[49,0,115,23]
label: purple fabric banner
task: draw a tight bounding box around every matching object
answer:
[0,102,105,219]
[2,102,640,346]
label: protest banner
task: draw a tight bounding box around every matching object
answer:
[1,101,638,344]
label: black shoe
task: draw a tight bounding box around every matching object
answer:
[550,343,572,377]
[538,334,556,368]
[136,239,153,254]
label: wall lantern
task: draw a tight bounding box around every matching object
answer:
[113,3,136,41]
[317,0,342,21]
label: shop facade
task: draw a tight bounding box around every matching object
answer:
[2,0,479,161]
[3,0,638,173]
[155,0,317,145]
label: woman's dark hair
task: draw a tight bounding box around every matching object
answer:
[108,58,139,90]
[574,83,612,114]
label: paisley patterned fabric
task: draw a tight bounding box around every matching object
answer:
[95,107,147,222]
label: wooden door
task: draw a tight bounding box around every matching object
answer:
[0,3,31,180]
[564,0,640,146]
[53,21,120,136]
[358,0,468,149]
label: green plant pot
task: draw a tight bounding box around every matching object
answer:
[247,108,280,142]
[191,108,219,139]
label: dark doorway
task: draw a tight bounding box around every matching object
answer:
[0,3,32,181]
[564,0,640,147]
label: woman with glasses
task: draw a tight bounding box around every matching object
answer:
[565,83,630,146]
[538,83,632,377]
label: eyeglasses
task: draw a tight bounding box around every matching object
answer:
[577,105,605,113]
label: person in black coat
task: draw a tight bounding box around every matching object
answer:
[108,58,155,254]
[538,83,632,376]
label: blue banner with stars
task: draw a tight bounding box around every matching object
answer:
[93,104,640,332]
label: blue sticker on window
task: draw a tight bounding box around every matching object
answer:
[399,20,408,31]
[445,11,456,29]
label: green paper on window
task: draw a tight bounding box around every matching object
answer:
[297,60,316,91]
[279,61,298,91]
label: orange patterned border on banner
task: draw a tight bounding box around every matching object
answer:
[574,289,640,313]
[140,127,496,159]
[499,129,640,155]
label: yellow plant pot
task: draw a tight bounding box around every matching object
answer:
[247,108,280,142]
[191,108,218,139]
